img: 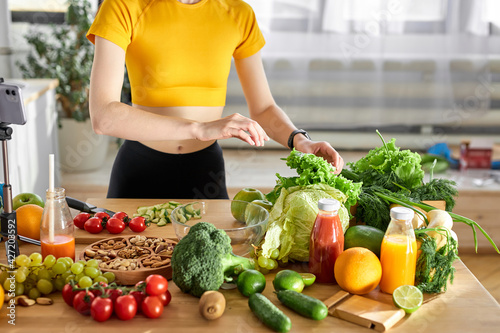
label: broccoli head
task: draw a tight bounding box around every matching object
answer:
[171,222,256,297]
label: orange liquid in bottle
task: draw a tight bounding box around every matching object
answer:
[41,234,75,260]
[379,234,417,294]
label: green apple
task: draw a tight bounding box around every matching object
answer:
[12,192,45,210]
[231,188,266,222]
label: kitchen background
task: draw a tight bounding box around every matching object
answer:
[0,0,499,301]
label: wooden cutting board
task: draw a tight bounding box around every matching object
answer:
[73,199,196,244]
[324,290,406,332]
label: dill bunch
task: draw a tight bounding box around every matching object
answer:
[415,230,460,294]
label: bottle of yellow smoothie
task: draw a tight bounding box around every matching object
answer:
[379,206,417,294]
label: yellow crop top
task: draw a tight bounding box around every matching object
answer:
[86,0,265,107]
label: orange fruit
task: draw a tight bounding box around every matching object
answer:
[334,247,382,295]
[16,204,44,240]
[0,285,4,310]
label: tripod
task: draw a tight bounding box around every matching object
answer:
[0,78,41,262]
[0,122,20,258]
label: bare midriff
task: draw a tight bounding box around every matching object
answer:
[133,104,224,154]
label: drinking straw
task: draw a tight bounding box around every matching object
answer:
[49,154,54,243]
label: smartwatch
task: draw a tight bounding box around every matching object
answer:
[287,129,311,150]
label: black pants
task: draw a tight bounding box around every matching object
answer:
[107,140,229,199]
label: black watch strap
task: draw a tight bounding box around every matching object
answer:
[287,129,310,150]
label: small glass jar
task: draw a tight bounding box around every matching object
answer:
[40,187,75,260]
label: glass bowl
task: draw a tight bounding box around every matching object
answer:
[171,200,270,257]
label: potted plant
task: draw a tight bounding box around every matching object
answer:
[16,0,110,172]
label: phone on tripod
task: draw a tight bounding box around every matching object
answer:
[0,81,27,125]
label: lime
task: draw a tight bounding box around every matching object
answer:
[344,225,385,257]
[237,269,266,297]
[392,285,423,314]
[299,273,316,287]
[273,270,305,293]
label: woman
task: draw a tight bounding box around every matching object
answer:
[87,0,344,199]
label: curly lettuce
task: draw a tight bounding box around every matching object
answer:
[266,149,362,212]
[347,132,424,191]
[261,184,350,262]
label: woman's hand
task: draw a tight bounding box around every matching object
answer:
[196,113,270,146]
[294,139,344,174]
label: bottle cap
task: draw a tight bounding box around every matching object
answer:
[390,206,414,221]
[318,198,340,212]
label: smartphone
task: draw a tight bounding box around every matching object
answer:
[0,82,27,125]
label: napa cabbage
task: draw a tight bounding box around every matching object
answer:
[261,184,349,262]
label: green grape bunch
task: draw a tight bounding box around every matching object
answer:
[0,252,115,299]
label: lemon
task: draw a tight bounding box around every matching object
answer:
[273,270,305,293]
[299,273,316,287]
[392,285,423,314]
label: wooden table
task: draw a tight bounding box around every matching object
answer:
[1,199,500,333]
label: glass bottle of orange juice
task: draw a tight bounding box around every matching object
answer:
[40,188,75,260]
[379,206,417,294]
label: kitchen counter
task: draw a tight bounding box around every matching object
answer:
[1,198,500,332]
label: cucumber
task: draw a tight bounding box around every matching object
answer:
[133,201,201,226]
[249,293,291,333]
[276,290,328,321]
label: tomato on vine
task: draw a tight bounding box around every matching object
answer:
[91,297,113,322]
[73,290,95,316]
[158,290,171,306]
[115,295,137,321]
[62,283,79,307]
[142,296,164,319]
[145,274,168,296]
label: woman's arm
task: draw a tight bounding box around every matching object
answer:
[234,52,344,172]
[89,37,268,146]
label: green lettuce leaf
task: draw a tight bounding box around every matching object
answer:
[348,137,424,191]
[261,184,349,262]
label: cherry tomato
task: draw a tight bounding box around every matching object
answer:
[145,274,168,296]
[129,216,147,233]
[158,290,171,306]
[84,217,103,234]
[91,282,108,298]
[142,296,164,319]
[94,212,110,222]
[62,284,79,307]
[91,297,113,322]
[115,295,137,321]
[73,290,95,316]
[73,212,91,229]
[106,217,126,234]
[112,211,129,223]
[129,290,146,313]
[106,288,123,305]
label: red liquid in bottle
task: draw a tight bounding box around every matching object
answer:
[309,211,344,283]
